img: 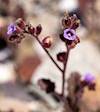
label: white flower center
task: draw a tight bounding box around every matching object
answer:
[67,33,72,37]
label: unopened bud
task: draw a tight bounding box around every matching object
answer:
[42,36,53,48]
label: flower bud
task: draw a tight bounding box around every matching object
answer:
[16,18,26,30]
[16,26,23,33]
[62,18,71,29]
[74,37,80,44]
[28,27,35,35]
[36,24,42,35]
[57,52,66,62]
[88,82,96,90]
[68,42,76,49]
[8,34,19,42]
[42,36,53,48]
[71,20,80,29]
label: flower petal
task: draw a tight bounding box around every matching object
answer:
[63,28,76,40]
[82,73,95,83]
[7,23,16,35]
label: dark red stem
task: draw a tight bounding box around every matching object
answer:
[62,45,70,96]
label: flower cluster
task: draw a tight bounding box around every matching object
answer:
[60,13,80,49]
[6,13,96,100]
[6,12,97,112]
[81,73,96,90]
[7,14,80,49]
[66,72,96,112]
[67,72,96,99]
[7,18,42,44]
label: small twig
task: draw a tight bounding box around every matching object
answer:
[62,44,70,96]
[33,35,63,73]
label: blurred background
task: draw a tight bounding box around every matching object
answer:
[0,0,100,111]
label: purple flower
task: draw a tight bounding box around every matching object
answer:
[7,23,16,35]
[63,28,76,40]
[83,73,95,84]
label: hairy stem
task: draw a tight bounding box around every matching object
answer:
[62,45,70,96]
